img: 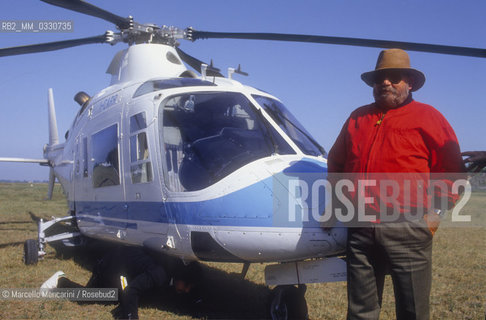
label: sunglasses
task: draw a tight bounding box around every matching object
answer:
[373,71,405,85]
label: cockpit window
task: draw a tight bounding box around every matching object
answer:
[160,92,294,191]
[253,95,326,157]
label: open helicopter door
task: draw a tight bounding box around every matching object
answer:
[122,97,169,245]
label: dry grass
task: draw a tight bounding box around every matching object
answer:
[0,183,484,319]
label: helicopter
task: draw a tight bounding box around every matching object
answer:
[1,0,485,318]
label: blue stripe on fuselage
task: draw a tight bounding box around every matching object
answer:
[74,159,328,229]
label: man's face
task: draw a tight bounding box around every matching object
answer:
[372,71,412,109]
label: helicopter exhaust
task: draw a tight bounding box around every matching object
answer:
[74,91,90,107]
[74,91,91,116]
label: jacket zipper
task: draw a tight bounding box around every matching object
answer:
[361,111,387,220]
[375,113,386,126]
[365,111,386,173]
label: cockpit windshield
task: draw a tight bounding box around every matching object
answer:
[253,95,325,157]
[159,92,294,191]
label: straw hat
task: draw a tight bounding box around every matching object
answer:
[361,48,425,91]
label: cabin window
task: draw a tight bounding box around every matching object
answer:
[92,124,120,188]
[160,92,294,192]
[129,112,152,184]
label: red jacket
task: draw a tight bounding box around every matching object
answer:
[328,98,465,216]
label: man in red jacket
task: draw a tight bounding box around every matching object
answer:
[327,49,464,320]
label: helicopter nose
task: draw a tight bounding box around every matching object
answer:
[272,159,328,229]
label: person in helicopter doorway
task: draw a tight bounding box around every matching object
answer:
[327,48,465,319]
[45,244,203,319]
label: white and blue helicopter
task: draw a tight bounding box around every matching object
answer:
[1,0,485,318]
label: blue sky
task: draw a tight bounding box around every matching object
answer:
[1,0,485,181]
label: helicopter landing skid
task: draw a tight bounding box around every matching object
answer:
[23,215,82,265]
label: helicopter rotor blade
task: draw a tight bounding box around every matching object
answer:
[41,0,132,29]
[175,47,223,77]
[0,34,109,57]
[189,30,486,58]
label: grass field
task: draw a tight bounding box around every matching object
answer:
[0,182,484,319]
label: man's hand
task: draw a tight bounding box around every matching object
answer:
[423,211,441,236]
[462,151,486,172]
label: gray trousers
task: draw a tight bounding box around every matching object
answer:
[346,220,433,320]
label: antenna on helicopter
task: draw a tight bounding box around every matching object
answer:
[235,64,248,76]
[228,64,249,79]
[209,59,216,71]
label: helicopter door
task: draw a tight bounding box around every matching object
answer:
[73,134,90,210]
[80,113,127,241]
[123,104,169,238]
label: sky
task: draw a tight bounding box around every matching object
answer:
[0,0,485,181]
